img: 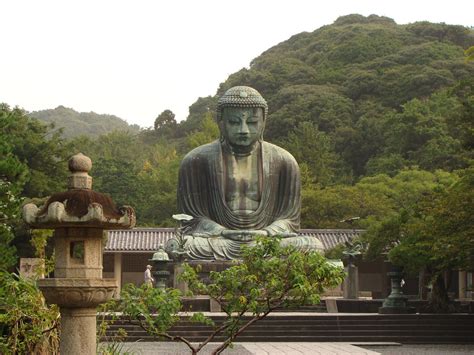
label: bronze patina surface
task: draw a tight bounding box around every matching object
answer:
[173,86,322,260]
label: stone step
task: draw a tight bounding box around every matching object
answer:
[98,315,474,325]
[105,320,474,329]
[99,314,474,343]
[107,329,474,337]
[113,335,474,343]
[103,319,474,327]
[100,314,474,321]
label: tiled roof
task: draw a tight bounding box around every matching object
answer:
[105,228,364,252]
[299,229,364,250]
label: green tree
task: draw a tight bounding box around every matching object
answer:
[1,105,69,198]
[137,144,180,226]
[365,153,409,177]
[334,100,388,177]
[154,109,177,137]
[384,167,474,311]
[302,168,457,229]
[186,112,219,150]
[0,105,28,269]
[448,80,473,153]
[1,104,70,268]
[179,96,217,135]
[382,91,468,171]
[466,46,474,62]
[70,130,165,225]
[72,130,148,165]
[361,168,465,310]
[113,237,345,355]
[282,122,343,186]
[92,158,142,210]
[266,84,354,140]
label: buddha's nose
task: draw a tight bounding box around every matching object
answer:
[239,122,250,134]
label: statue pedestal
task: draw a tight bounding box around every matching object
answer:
[174,260,233,311]
[173,263,188,294]
[343,264,359,299]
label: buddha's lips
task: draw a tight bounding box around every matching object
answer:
[236,135,255,144]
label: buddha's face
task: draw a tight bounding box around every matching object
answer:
[221,107,264,148]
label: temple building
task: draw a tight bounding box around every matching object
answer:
[104,228,392,298]
[102,227,471,302]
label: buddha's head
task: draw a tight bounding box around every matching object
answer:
[217,86,268,154]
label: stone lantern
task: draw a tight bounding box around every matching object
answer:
[23,153,135,355]
[149,245,171,290]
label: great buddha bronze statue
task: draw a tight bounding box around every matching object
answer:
[170,86,323,260]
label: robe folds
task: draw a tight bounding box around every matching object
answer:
[175,140,321,260]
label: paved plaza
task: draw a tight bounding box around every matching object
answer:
[361,344,474,355]
[100,342,474,354]
[100,341,379,354]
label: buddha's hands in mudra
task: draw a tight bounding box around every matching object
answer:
[221,229,268,241]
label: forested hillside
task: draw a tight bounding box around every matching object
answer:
[2,15,473,275]
[183,14,474,180]
[29,105,140,139]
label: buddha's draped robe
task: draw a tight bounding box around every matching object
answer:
[176,140,322,259]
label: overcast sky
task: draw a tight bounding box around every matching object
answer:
[1,0,472,128]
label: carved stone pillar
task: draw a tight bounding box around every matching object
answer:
[23,153,135,355]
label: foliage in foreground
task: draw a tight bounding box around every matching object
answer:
[181,237,345,354]
[96,308,133,355]
[0,272,59,355]
[108,237,345,354]
[362,167,474,311]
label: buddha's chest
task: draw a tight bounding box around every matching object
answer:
[224,153,261,213]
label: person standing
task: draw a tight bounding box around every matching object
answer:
[144,264,154,287]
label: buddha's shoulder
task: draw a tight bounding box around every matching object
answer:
[262,141,298,166]
[181,140,220,164]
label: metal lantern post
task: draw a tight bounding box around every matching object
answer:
[149,245,171,290]
[379,264,415,314]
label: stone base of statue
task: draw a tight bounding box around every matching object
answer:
[378,306,416,314]
[172,263,188,293]
[343,264,359,299]
[172,260,234,312]
[167,235,324,261]
[172,260,234,287]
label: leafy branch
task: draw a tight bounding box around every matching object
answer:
[106,236,344,354]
